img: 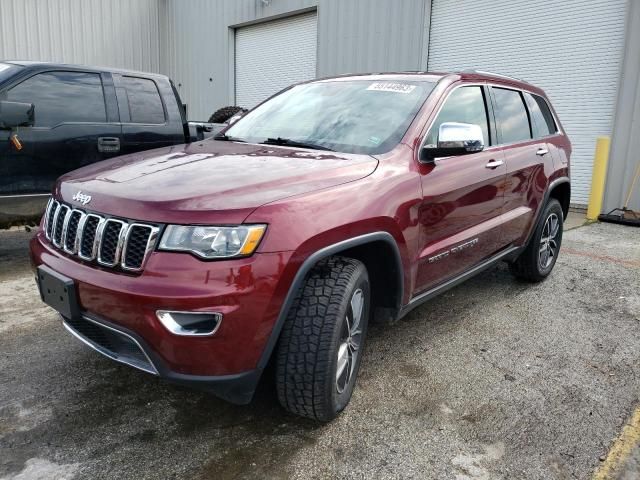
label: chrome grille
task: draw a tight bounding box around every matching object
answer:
[79,214,101,260]
[52,204,69,247]
[43,198,159,272]
[63,210,83,253]
[98,219,126,267]
[122,225,155,271]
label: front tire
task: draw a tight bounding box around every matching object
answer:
[276,256,370,422]
[509,198,564,282]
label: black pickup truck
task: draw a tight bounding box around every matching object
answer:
[0,61,219,227]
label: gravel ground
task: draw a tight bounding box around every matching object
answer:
[0,221,638,480]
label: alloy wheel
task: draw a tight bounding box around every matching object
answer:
[336,288,364,394]
[539,212,560,269]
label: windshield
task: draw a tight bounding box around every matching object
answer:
[225,79,436,155]
[0,63,22,85]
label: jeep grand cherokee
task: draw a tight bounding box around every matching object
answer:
[30,71,570,421]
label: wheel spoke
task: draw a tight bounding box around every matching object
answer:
[540,248,549,268]
[345,351,352,385]
[350,289,364,332]
[336,343,349,389]
[337,287,366,393]
[550,215,560,238]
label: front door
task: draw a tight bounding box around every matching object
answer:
[415,85,506,294]
[1,70,122,196]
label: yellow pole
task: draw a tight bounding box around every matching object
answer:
[587,136,611,221]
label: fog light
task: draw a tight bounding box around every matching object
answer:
[156,310,222,336]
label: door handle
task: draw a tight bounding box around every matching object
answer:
[536,148,549,156]
[97,137,120,153]
[485,159,504,169]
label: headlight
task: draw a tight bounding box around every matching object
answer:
[158,224,266,259]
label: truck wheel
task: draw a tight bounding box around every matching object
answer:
[276,256,370,422]
[509,198,564,282]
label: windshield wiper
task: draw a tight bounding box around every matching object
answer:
[214,133,247,142]
[261,137,334,151]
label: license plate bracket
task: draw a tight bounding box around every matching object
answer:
[36,265,80,319]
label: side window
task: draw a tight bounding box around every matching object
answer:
[425,86,490,147]
[6,71,106,127]
[492,87,532,144]
[525,93,556,137]
[122,76,165,124]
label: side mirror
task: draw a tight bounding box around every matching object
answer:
[0,100,35,129]
[420,122,484,162]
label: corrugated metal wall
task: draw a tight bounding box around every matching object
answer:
[316,0,426,77]
[160,0,427,121]
[0,0,161,72]
[425,0,628,206]
[235,12,318,108]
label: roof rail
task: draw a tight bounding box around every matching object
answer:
[462,69,528,83]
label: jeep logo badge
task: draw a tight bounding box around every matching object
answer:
[72,191,92,206]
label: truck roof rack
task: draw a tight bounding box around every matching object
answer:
[462,69,528,83]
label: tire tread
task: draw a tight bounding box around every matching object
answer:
[276,256,363,421]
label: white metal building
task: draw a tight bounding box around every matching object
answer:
[1,0,638,212]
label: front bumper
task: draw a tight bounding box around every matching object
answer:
[30,231,296,403]
[62,312,261,404]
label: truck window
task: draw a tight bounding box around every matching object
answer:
[5,71,106,127]
[122,76,165,124]
[424,86,491,147]
[492,88,532,144]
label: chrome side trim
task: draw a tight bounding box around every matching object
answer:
[121,224,160,271]
[62,316,159,376]
[400,246,521,319]
[97,219,128,267]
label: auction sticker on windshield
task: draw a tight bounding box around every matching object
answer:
[367,82,417,94]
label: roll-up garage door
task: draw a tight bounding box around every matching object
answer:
[235,11,317,109]
[426,0,628,205]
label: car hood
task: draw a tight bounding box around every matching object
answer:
[56,140,379,224]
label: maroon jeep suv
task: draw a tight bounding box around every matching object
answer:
[30,71,570,421]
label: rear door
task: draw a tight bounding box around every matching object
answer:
[415,84,506,293]
[115,75,184,155]
[490,87,550,245]
[1,70,121,195]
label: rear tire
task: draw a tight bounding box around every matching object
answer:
[509,198,564,282]
[276,256,370,422]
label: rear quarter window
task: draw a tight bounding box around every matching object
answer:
[525,92,557,137]
[122,76,165,124]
